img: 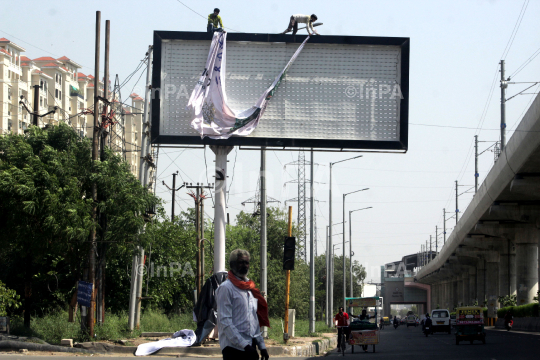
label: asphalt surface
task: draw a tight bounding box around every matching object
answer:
[325,325,540,360]
[0,326,539,359]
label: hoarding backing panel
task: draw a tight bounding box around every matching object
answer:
[152,32,409,150]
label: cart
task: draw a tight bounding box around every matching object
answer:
[346,297,380,353]
[454,306,486,345]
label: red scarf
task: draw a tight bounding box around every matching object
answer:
[227,271,270,327]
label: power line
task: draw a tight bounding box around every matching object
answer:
[510,45,540,79]
[501,0,529,60]
[173,0,243,32]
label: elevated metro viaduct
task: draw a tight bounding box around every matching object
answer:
[417,93,540,321]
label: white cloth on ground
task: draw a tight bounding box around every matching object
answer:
[135,329,196,356]
[187,32,310,139]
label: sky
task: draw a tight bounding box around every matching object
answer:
[3,0,540,283]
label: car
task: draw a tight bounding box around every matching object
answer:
[431,309,451,334]
[400,317,407,325]
[406,314,417,327]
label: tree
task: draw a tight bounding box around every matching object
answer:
[0,280,20,316]
[0,124,158,326]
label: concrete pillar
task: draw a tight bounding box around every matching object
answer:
[514,228,539,305]
[462,272,470,306]
[469,267,477,305]
[457,275,464,307]
[445,280,451,310]
[452,278,458,310]
[499,238,516,297]
[477,258,486,306]
[431,283,437,309]
[485,251,500,319]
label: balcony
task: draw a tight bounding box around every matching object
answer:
[70,85,84,99]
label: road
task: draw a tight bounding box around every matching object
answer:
[0,326,539,359]
[325,325,540,360]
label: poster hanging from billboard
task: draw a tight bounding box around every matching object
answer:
[152,31,409,151]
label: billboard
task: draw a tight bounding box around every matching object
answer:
[152,31,409,150]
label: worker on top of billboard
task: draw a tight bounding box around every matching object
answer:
[282,14,319,35]
[207,8,225,33]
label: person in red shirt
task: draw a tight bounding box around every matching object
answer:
[334,307,350,349]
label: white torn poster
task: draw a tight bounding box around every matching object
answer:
[135,329,196,356]
[187,32,310,139]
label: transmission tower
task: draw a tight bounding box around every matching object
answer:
[241,178,280,216]
[285,151,327,261]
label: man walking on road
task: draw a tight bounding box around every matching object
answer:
[216,249,270,360]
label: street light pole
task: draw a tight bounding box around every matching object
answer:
[328,155,361,322]
[343,188,369,310]
[349,206,372,313]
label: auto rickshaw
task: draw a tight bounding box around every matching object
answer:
[454,306,486,345]
[383,316,390,325]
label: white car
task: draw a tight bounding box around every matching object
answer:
[431,309,451,334]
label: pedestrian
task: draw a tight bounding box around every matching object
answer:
[334,306,350,350]
[281,14,319,35]
[208,8,225,33]
[216,249,270,360]
[358,309,369,352]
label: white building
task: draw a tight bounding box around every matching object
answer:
[0,37,149,183]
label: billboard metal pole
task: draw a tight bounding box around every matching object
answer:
[260,147,268,338]
[211,146,233,274]
[309,150,315,333]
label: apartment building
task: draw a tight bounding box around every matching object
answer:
[0,37,151,185]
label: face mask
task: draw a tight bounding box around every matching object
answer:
[237,264,249,276]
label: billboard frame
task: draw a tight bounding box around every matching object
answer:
[151,31,410,151]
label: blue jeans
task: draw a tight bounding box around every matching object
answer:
[207,24,223,33]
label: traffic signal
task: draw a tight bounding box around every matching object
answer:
[283,236,296,270]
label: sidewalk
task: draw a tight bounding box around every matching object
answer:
[1,333,337,357]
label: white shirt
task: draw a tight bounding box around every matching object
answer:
[292,14,316,33]
[216,276,266,351]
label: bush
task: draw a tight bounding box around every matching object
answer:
[497,303,540,318]
[498,294,516,307]
[0,280,21,316]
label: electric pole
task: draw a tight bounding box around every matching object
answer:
[186,183,213,295]
[474,135,479,194]
[430,235,432,262]
[455,180,459,225]
[500,60,507,151]
[162,171,185,221]
[435,226,438,257]
[88,10,101,337]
